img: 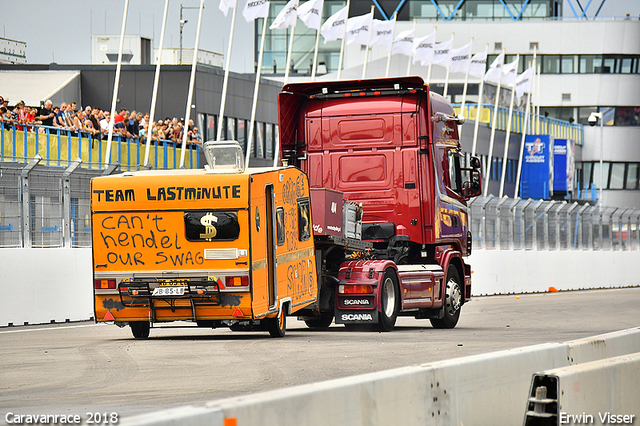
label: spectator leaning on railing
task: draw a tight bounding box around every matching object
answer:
[0,96,203,150]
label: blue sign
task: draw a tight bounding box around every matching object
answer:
[520,135,554,199]
[553,139,575,193]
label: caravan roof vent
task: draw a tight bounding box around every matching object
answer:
[202,140,245,173]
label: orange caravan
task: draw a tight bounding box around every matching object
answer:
[91,141,317,338]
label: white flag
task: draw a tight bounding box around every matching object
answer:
[346,13,373,46]
[298,0,323,30]
[369,17,395,48]
[484,51,504,83]
[391,29,414,56]
[469,50,487,78]
[502,58,519,87]
[243,0,270,22]
[219,0,237,17]
[432,38,453,67]
[449,42,472,74]
[320,6,347,43]
[412,31,435,65]
[515,67,533,99]
[270,0,298,29]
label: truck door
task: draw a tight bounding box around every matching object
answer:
[265,185,277,309]
[435,145,467,242]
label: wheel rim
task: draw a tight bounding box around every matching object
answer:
[277,313,285,331]
[381,277,396,318]
[445,278,462,316]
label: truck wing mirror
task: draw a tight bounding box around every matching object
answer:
[461,156,482,200]
[432,112,465,125]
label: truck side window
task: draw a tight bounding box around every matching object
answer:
[446,150,463,196]
[298,199,311,241]
[276,207,285,246]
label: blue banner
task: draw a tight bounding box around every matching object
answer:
[520,135,554,199]
[553,139,575,193]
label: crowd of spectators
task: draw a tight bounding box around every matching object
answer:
[0,96,202,146]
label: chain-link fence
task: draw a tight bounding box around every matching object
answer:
[469,196,640,251]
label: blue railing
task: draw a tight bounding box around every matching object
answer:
[1,123,200,171]
[454,103,584,145]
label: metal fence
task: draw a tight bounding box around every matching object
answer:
[469,196,640,251]
[0,159,102,248]
[3,159,639,251]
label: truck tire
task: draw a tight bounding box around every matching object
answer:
[130,321,150,339]
[266,311,286,338]
[377,269,399,332]
[304,311,334,329]
[430,266,462,329]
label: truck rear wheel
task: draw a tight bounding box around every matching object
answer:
[266,311,286,338]
[430,266,462,329]
[304,311,334,329]
[130,321,150,339]
[377,269,399,332]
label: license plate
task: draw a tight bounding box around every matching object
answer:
[158,279,189,287]
[152,287,186,296]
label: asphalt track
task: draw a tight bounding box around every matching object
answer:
[1,288,639,424]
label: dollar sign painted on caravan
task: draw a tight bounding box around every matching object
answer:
[200,213,218,240]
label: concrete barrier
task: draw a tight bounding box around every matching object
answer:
[524,353,640,425]
[0,248,93,327]
[468,250,640,295]
[120,327,640,426]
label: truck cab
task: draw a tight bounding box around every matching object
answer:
[278,77,481,330]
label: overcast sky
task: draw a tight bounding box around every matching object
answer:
[1,0,256,72]
[1,0,638,72]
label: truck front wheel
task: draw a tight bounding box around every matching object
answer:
[430,266,462,329]
[377,269,399,332]
[130,321,150,339]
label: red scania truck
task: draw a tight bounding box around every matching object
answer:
[279,76,482,331]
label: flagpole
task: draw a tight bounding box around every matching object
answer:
[458,37,473,140]
[499,53,519,198]
[471,43,488,156]
[246,16,268,169]
[216,1,238,141]
[144,0,169,168]
[104,0,129,168]
[311,3,323,81]
[515,48,536,198]
[535,62,541,134]
[337,0,350,80]
[443,32,454,98]
[426,26,436,86]
[483,48,505,197]
[406,19,416,75]
[179,0,204,169]
[384,12,396,78]
[362,5,375,79]
[284,20,297,85]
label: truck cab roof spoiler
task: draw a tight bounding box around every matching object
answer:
[281,76,427,98]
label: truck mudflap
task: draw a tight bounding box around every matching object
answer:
[333,259,397,325]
